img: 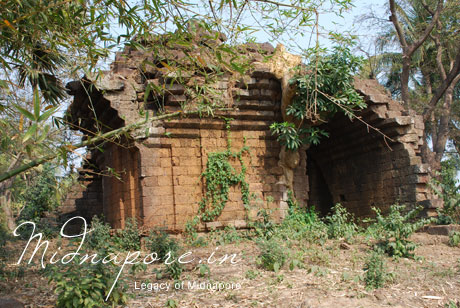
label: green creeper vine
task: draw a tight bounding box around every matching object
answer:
[185,118,250,239]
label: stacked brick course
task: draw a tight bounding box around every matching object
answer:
[307,78,441,217]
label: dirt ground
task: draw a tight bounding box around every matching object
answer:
[1,232,459,308]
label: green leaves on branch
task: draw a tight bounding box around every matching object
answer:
[46,255,128,308]
[270,122,329,150]
[270,45,366,150]
[289,45,366,121]
[368,204,432,258]
[14,88,57,144]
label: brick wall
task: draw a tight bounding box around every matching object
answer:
[102,142,142,229]
[307,79,440,217]
[60,161,103,223]
[135,74,307,231]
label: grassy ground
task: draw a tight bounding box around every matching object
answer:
[1,230,459,308]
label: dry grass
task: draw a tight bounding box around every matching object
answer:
[1,232,459,308]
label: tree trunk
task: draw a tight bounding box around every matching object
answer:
[420,130,440,172]
[1,190,15,231]
[0,154,23,231]
[430,73,460,168]
[433,91,453,163]
[400,57,412,107]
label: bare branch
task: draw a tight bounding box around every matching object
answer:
[423,49,460,121]
[389,0,408,49]
[251,0,315,12]
[431,31,447,79]
[407,0,443,57]
[0,108,235,183]
[421,0,434,15]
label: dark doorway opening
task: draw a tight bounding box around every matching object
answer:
[307,153,333,216]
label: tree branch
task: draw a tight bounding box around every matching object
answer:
[0,108,234,183]
[407,0,443,57]
[389,0,408,49]
[423,50,460,121]
[389,0,444,105]
[431,23,447,79]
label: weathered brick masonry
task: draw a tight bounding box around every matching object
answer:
[308,78,440,217]
[63,35,440,231]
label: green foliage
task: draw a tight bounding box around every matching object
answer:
[369,204,431,258]
[184,216,200,242]
[307,265,330,277]
[198,147,250,222]
[113,218,141,251]
[270,45,365,150]
[213,226,242,246]
[269,122,329,151]
[324,203,358,241]
[448,231,460,247]
[196,263,211,277]
[277,194,328,243]
[186,120,250,238]
[256,237,287,272]
[245,269,260,280]
[292,45,365,117]
[165,254,184,281]
[363,251,388,290]
[46,251,128,308]
[86,216,112,251]
[145,230,180,260]
[17,163,60,223]
[190,236,208,247]
[445,300,460,308]
[147,230,184,280]
[129,262,147,275]
[251,208,277,240]
[432,155,460,224]
[165,299,178,308]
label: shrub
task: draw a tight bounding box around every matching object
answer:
[256,237,287,272]
[86,216,112,250]
[431,155,460,224]
[281,204,328,244]
[145,230,180,260]
[145,232,184,280]
[196,264,211,277]
[325,203,358,240]
[191,236,207,247]
[370,204,431,258]
[245,269,260,280]
[216,226,242,245]
[113,217,140,251]
[251,208,276,239]
[165,254,183,281]
[270,45,365,151]
[46,251,128,307]
[448,231,460,247]
[165,299,178,308]
[445,300,460,308]
[363,251,388,289]
[17,163,60,223]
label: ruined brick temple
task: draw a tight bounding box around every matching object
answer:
[63,32,440,231]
